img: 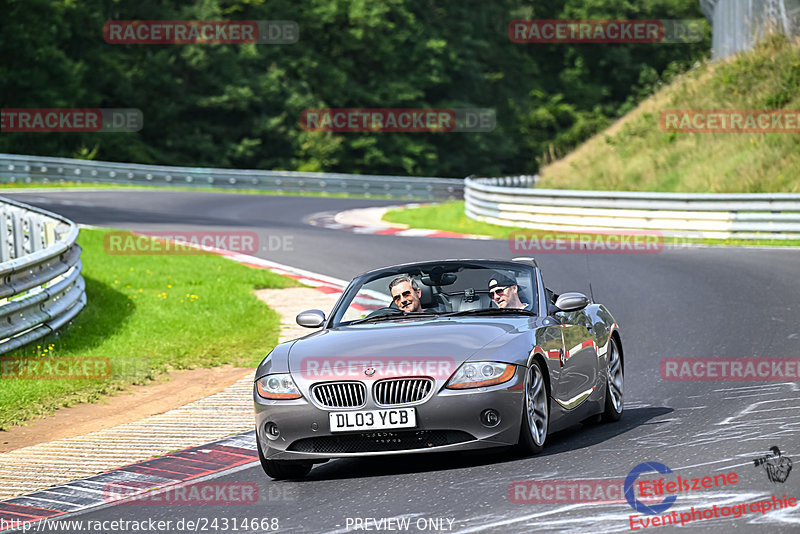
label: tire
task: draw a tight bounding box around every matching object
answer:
[257,432,312,480]
[602,337,623,422]
[518,360,549,454]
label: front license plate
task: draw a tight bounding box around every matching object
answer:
[329,408,417,432]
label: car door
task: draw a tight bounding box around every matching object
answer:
[535,324,567,386]
[553,309,598,410]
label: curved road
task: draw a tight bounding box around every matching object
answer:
[5,190,800,533]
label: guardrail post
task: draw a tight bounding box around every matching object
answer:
[12,210,25,259]
[0,210,9,263]
[29,214,44,253]
[44,221,58,248]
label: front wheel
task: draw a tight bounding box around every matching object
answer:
[602,337,623,422]
[257,433,312,480]
[518,360,549,454]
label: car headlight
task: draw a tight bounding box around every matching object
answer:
[256,373,302,399]
[446,362,516,389]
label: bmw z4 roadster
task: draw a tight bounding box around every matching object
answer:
[253,258,623,479]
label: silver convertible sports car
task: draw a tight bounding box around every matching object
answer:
[253,258,623,479]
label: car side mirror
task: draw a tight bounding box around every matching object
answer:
[296,309,326,328]
[555,292,590,312]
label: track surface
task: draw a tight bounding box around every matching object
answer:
[4,190,800,533]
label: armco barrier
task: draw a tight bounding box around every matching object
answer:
[0,197,85,353]
[465,176,800,240]
[0,153,463,201]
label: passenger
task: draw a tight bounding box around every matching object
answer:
[389,275,424,312]
[488,273,526,309]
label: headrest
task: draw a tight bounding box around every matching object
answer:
[417,278,436,307]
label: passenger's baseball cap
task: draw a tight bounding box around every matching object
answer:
[488,272,516,290]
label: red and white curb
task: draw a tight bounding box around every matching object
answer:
[213,247,350,293]
[306,205,492,240]
[0,432,258,531]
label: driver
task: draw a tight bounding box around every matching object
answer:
[389,275,423,312]
[488,273,526,309]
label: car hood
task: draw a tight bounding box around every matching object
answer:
[287,317,533,380]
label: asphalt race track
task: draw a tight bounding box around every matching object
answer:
[5,190,800,533]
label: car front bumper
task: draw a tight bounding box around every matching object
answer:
[254,367,526,461]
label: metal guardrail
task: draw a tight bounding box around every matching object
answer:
[465,176,800,240]
[0,197,85,353]
[0,153,464,201]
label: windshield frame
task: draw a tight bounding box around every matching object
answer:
[327,260,540,328]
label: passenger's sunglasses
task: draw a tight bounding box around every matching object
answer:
[489,286,510,298]
[392,290,413,302]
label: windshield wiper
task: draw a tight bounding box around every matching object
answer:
[349,311,441,325]
[444,308,537,317]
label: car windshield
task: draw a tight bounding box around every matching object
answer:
[330,262,538,326]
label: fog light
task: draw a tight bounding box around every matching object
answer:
[265,422,280,440]
[481,409,501,427]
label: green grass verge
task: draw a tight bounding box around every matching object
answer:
[0,180,398,200]
[0,227,300,430]
[537,34,800,193]
[383,201,800,248]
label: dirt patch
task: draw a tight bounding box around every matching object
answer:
[0,365,251,453]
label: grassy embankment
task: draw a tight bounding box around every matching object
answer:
[385,35,800,245]
[0,228,299,429]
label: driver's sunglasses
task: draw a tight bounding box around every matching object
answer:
[489,286,509,298]
[392,290,412,302]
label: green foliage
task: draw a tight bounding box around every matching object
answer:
[0,0,709,176]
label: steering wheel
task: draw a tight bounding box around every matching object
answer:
[364,307,405,319]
